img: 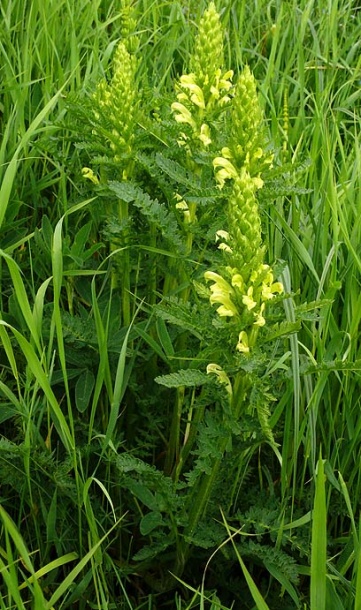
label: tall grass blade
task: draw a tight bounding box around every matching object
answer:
[221,510,271,610]
[0,320,74,453]
[311,455,327,610]
[0,88,65,229]
[46,516,124,609]
[355,518,361,610]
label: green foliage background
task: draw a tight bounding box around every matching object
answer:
[0,1,360,609]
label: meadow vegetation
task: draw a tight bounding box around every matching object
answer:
[0,0,361,608]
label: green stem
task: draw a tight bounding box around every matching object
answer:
[173,388,204,483]
[164,386,184,476]
[175,372,249,576]
[118,198,131,327]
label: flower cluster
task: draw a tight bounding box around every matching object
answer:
[120,0,139,54]
[171,70,233,149]
[203,57,283,355]
[171,2,233,151]
[91,41,138,169]
[229,66,273,176]
[205,263,282,332]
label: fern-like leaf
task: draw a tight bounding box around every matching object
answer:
[155,369,209,388]
[108,180,185,252]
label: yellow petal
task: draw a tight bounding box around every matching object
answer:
[179,73,197,85]
[206,363,233,396]
[236,330,250,353]
[215,230,230,242]
[231,273,244,291]
[199,123,211,146]
[242,288,257,311]
[171,102,196,128]
[218,242,233,253]
[216,304,237,317]
[254,303,266,327]
[82,167,99,185]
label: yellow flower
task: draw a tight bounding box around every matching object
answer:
[199,123,212,146]
[82,167,99,185]
[262,280,283,301]
[242,287,257,311]
[204,271,238,317]
[174,194,191,223]
[210,69,234,102]
[171,102,197,129]
[253,303,266,327]
[179,74,197,85]
[215,230,232,253]
[220,147,232,159]
[179,74,206,109]
[253,266,284,301]
[177,92,189,102]
[231,273,244,291]
[213,157,238,188]
[219,69,234,89]
[218,242,233,253]
[206,363,233,396]
[236,330,250,353]
[250,263,268,283]
[252,176,264,189]
[215,230,230,242]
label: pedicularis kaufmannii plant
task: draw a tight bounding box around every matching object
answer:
[82,33,140,324]
[73,0,291,587]
[167,5,286,571]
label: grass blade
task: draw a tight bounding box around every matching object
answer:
[311,455,327,610]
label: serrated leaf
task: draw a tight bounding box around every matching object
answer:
[155,153,200,190]
[108,180,184,251]
[295,299,334,313]
[116,454,159,475]
[304,359,361,374]
[132,540,171,562]
[155,369,209,388]
[140,512,164,536]
[262,321,301,342]
[107,180,138,203]
[155,299,204,339]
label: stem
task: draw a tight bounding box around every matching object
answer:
[175,372,250,576]
[173,388,204,483]
[118,198,131,327]
[164,386,184,475]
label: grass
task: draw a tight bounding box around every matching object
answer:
[0,0,361,608]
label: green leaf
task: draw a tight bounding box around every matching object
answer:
[0,406,18,424]
[155,152,201,190]
[108,180,184,251]
[140,511,164,536]
[134,324,169,364]
[46,517,123,609]
[127,481,158,511]
[156,317,175,358]
[75,369,95,413]
[264,561,300,608]
[132,540,171,562]
[155,369,209,388]
[0,87,65,229]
